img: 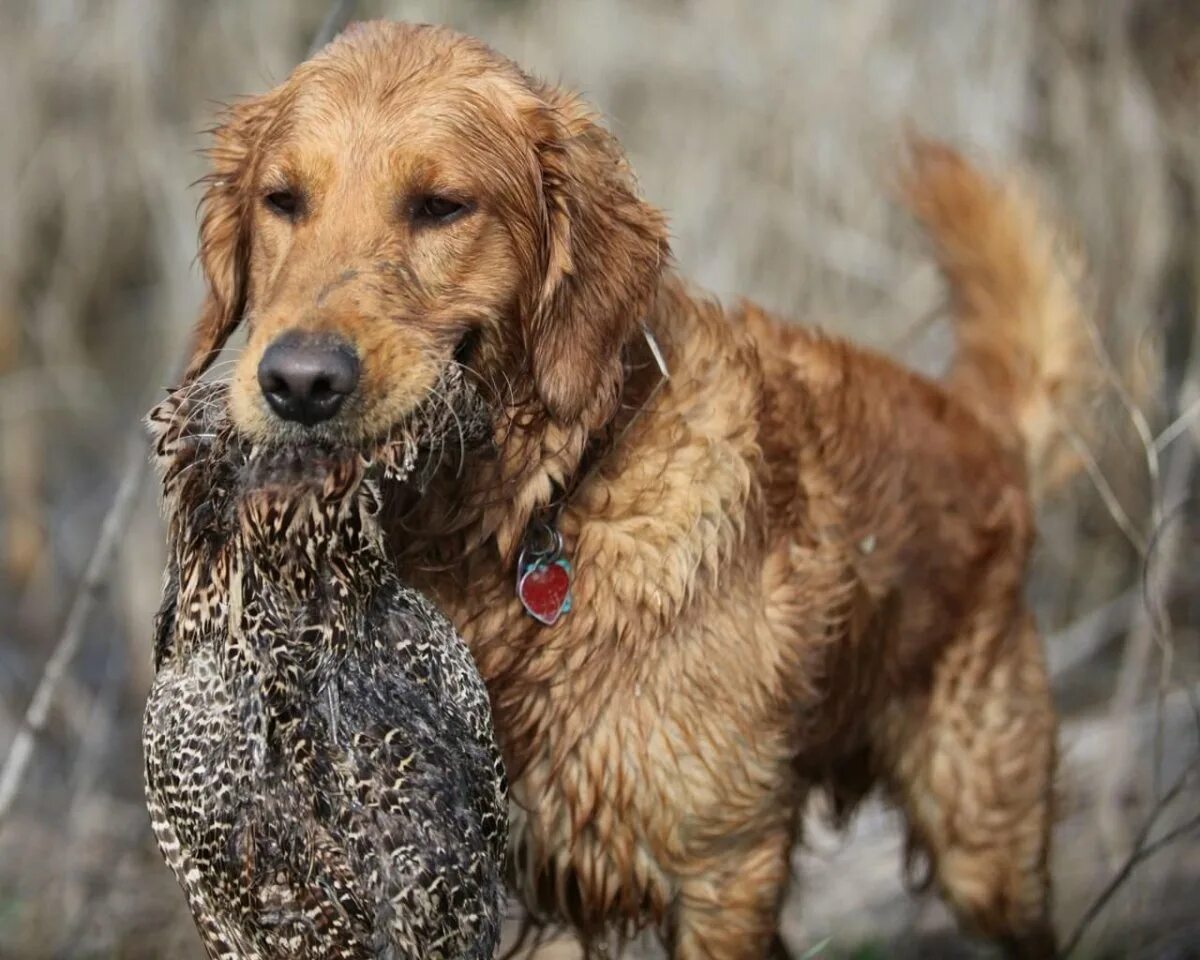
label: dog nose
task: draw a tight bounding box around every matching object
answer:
[257,332,360,426]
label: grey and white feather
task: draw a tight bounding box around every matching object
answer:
[143,375,507,959]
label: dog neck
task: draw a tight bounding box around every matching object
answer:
[383,308,671,585]
[530,321,672,536]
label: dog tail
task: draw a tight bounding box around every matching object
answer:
[902,136,1095,492]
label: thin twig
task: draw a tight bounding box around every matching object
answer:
[1094,435,1196,861]
[1063,758,1200,957]
[0,435,148,832]
[1141,444,1198,799]
[1046,586,1136,679]
[308,0,355,57]
[1080,308,1162,528]
[1063,425,1148,556]
[0,0,358,836]
[1154,391,1200,453]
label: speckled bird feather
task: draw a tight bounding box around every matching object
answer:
[143,375,507,960]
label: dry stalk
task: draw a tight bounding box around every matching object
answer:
[1063,755,1200,957]
[0,435,147,832]
[1154,390,1200,454]
[0,0,357,838]
[1095,417,1197,863]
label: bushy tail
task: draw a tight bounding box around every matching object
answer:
[902,137,1095,492]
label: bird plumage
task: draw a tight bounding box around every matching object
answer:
[143,376,507,959]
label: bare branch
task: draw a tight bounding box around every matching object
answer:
[0,0,359,837]
[1064,758,1200,957]
[0,436,148,832]
[1154,391,1200,454]
[1046,587,1136,679]
[1079,307,1162,528]
[308,0,355,58]
[1063,425,1149,556]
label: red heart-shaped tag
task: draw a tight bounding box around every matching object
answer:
[517,560,571,626]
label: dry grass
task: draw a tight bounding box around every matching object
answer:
[0,1,1197,957]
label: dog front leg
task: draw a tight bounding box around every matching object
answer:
[667,826,792,960]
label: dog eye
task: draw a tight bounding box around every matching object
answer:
[412,194,470,225]
[263,189,302,218]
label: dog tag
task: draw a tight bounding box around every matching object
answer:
[516,523,572,626]
[517,556,573,626]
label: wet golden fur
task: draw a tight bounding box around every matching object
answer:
[185,21,1092,958]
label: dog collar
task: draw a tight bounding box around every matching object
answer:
[515,323,670,627]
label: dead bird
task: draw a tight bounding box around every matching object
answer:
[143,375,508,959]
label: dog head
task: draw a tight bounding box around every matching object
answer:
[186,21,668,449]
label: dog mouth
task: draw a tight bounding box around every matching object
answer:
[155,365,491,505]
[242,326,494,455]
[452,326,483,370]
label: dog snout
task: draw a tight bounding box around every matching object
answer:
[257,331,360,426]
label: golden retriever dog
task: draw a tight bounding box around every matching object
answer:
[182,21,1090,959]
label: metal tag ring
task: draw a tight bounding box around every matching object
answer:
[525,521,563,561]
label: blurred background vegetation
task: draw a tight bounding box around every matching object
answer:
[0,0,1197,957]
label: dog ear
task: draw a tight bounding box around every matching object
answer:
[526,87,669,423]
[182,94,278,384]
